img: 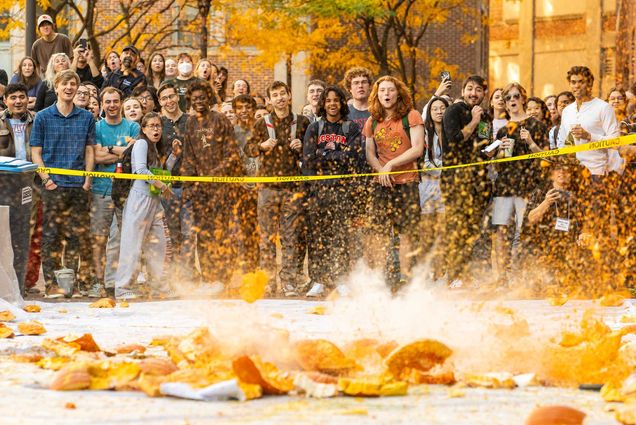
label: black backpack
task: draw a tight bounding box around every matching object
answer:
[111,143,135,209]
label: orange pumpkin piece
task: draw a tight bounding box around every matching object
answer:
[294,339,357,374]
[232,355,294,395]
[18,320,46,335]
[385,339,452,376]
[11,353,43,363]
[0,326,14,338]
[0,310,16,321]
[89,298,116,308]
[115,344,146,354]
[548,295,568,306]
[525,405,586,425]
[61,334,101,352]
[23,304,41,313]
[50,365,91,391]
[338,375,408,397]
[139,358,177,376]
[559,331,584,347]
[599,293,625,307]
[408,369,456,385]
[376,341,399,358]
[239,270,268,303]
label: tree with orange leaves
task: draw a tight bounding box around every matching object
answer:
[215,0,480,103]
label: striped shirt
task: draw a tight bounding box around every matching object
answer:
[30,103,95,187]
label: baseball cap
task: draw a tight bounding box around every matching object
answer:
[37,15,54,27]
[122,45,140,56]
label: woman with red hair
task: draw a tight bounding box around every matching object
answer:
[363,76,425,293]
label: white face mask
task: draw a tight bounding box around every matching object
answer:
[178,62,192,75]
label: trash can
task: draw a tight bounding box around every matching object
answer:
[0,157,37,296]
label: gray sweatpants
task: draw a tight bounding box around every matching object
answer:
[115,189,166,290]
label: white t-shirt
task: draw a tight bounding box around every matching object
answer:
[9,118,27,160]
[492,118,508,140]
[557,97,622,175]
[424,131,442,177]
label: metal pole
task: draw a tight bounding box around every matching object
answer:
[25,0,36,56]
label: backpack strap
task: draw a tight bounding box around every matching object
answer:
[263,114,276,140]
[290,112,297,140]
[342,120,351,136]
[372,119,377,133]
[402,115,410,140]
[317,119,325,138]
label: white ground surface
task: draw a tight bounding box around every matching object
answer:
[0,297,631,425]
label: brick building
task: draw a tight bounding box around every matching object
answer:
[489,0,635,98]
[8,1,630,105]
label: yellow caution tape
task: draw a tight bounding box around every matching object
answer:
[35,134,636,184]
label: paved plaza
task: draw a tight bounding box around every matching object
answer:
[0,284,633,424]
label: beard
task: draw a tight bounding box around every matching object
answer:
[122,57,133,69]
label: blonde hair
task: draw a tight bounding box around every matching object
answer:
[45,53,70,89]
[53,69,79,89]
[195,58,217,82]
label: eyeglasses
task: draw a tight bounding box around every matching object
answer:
[159,93,178,102]
[144,124,162,130]
[138,95,153,102]
[504,93,521,102]
[76,91,90,97]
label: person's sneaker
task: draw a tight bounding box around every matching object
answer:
[115,288,138,300]
[137,272,146,284]
[75,279,91,297]
[26,287,41,295]
[87,281,106,298]
[44,285,65,299]
[71,289,83,299]
[150,284,177,300]
[305,282,325,297]
[449,279,464,289]
[298,279,313,294]
[283,284,299,297]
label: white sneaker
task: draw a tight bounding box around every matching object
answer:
[87,282,106,298]
[449,279,464,289]
[306,282,326,297]
[115,289,138,300]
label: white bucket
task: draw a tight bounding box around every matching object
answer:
[54,268,75,298]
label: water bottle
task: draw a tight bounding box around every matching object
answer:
[115,162,123,173]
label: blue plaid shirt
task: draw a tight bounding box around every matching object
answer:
[30,104,95,187]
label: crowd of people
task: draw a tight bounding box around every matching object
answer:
[2,15,636,301]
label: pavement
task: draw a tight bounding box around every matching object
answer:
[0,291,632,425]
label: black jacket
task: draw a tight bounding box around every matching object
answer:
[442,101,491,167]
[301,119,362,185]
[102,69,145,98]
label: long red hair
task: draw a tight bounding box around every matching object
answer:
[368,76,413,122]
